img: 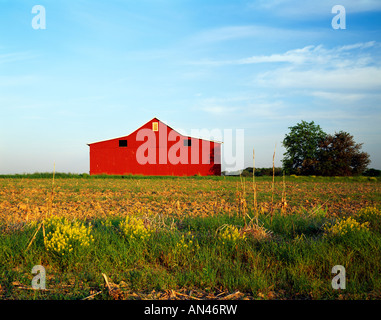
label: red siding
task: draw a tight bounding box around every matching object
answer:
[88,118,221,176]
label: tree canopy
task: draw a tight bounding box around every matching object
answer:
[317,131,371,176]
[282,121,370,176]
[282,121,326,175]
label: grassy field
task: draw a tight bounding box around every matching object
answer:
[0,174,380,300]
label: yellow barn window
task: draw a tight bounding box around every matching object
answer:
[152,122,158,131]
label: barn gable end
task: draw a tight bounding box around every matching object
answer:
[88,118,222,176]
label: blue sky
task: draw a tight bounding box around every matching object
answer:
[0,0,380,173]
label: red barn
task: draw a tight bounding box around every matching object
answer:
[88,117,222,176]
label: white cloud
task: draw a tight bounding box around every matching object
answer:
[311,91,370,102]
[238,45,323,65]
[191,41,380,69]
[190,41,381,93]
[254,0,381,17]
[194,40,381,129]
[197,97,242,115]
[0,51,37,65]
[256,66,381,91]
[186,25,321,47]
[337,41,376,52]
[193,41,378,68]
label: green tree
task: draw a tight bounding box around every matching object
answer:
[317,131,370,176]
[282,120,327,175]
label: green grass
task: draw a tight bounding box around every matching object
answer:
[1,206,380,300]
[0,172,380,183]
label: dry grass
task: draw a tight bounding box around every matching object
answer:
[242,222,273,241]
[0,177,379,232]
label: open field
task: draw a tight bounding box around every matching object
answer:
[0,175,380,300]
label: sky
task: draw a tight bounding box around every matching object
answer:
[0,0,380,174]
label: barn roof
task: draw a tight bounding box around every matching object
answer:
[87,117,223,145]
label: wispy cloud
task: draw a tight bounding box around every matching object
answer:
[256,66,381,91]
[337,41,376,52]
[196,97,243,115]
[188,25,263,44]
[310,91,377,103]
[191,41,379,67]
[0,75,41,87]
[194,40,381,127]
[242,41,378,67]
[252,42,381,91]
[238,45,325,65]
[190,41,381,93]
[186,25,321,47]
[253,0,381,17]
[0,51,37,65]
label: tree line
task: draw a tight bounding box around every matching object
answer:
[230,120,379,177]
[282,121,372,176]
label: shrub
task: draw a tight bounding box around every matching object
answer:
[119,215,153,242]
[217,225,246,246]
[355,207,381,233]
[44,217,94,256]
[324,216,370,239]
[363,168,381,177]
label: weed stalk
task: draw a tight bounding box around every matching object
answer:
[253,149,258,225]
[271,144,276,222]
[26,163,55,251]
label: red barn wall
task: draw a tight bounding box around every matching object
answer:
[89,118,221,176]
